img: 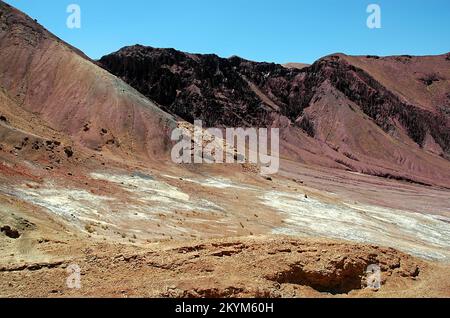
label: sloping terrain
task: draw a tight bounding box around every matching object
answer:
[0,1,176,163]
[100,46,450,187]
[0,185,448,298]
[0,1,449,298]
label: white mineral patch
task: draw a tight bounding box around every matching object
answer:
[90,172,224,213]
[163,174,257,190]
[261,191,450,260]
[12,185,115,230]
[9,172,226,235]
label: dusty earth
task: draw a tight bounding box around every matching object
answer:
[1,159,449,298]
[1,219,449,298]
[0,1,449,298]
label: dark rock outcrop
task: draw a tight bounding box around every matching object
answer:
[100,46,450,156]
[1,225,20,239]
[99,45,305,127]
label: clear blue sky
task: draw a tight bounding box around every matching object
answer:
[4,0,450,64]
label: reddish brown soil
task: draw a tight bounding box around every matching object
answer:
[0,1,449,299]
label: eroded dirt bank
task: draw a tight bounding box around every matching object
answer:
[1,235,449,298]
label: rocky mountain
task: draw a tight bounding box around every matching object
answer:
[1,0,449,187]
[100,45,450,187]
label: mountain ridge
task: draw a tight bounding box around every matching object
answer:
[99,44,450,187]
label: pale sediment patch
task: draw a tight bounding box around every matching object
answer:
[90,172,225,213]
[162,174,258,190]
[261,191,450,260]
[11,185,115,231]
[3,172,227,238]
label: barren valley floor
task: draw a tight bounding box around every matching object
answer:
[1,159,449,298]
